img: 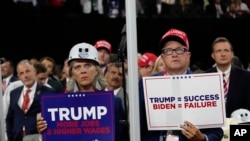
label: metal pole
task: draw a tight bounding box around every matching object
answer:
[0,59,6,141]
[125,0,141,141]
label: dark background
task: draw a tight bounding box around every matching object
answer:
[1,2,250,70]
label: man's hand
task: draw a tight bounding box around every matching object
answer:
[36,114,47,133]
[180,121,206,141]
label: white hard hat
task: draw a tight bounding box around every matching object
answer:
[68,42,99,65]
[231,108,250,124]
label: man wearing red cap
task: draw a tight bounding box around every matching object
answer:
[138,52,158,78]
[94,39,112,74]
[139,28,223,141]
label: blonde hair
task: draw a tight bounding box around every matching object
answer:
[66,61,107,92]
[152,55,165,74]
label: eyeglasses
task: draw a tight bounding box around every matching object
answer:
[162,47,188,55]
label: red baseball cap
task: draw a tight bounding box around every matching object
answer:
[159,28,189,50]
[94,40,112,53]
[138,52,157,67]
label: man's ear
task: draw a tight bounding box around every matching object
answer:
[211,53,214,60]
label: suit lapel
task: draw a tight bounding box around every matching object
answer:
[11,86,24,111]
[27,84,42,113]
[227,67,237,96]
[116,87,123,98]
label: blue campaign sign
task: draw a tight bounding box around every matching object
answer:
[40,91,115,141]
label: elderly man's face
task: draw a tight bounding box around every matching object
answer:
[161,41,191,72]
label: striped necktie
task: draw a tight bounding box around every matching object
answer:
[223,73,228,96]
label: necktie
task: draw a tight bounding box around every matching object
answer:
[223,73,228,96]
[22,89,31,113]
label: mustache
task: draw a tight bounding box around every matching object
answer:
[111,78,120,82]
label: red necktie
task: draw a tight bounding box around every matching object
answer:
[22,89,31,113]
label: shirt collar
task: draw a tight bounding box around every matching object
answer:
[216,65,231,76]
[24,81,37,92]
[105,87,121,96]
[216,65,231,79]
[3,74,14,85]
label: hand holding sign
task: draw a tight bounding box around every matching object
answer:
[180,121,206,140]
[142,73,226,130]
[40,91,115,141]
[37,113,47,133]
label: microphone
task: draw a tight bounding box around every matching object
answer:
[0,58,6,64]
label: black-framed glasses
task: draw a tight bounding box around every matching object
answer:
[162,47,188,55]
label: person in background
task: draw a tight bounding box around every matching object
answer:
[3,61,54,141]
[94,39,112,74]
[224,2,241,19]
[40,56,64,93]
[1,58,19,93]
[205,0,227,18]
[152,55,166,74]
[138,52,157,78]
[231,56,244,68]
[5,60,54,141]
[33,63,53,87]
[29,57,39,65]
[37,42,125,141]
[190,61,204,73]
[54,63,63,81]
[40,56,59,81]
[233,0,250,15]
[139,28,223,141]
[105,62,128,113]
[60,58,70,92]
[205,37,250,117]
[104,62,130,141]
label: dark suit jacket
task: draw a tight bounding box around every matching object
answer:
[47,77,64,93]
[116,87,129,113]
[205,66,250,117]
[114,95,126,141]
[139,70,223,141]
[115,87,129,141]
[6,83,54,141]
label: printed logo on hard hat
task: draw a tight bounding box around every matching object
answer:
[78,47,89,59]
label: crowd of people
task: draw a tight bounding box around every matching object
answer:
[1,1,250,141]
[1,39,128,141]
[1,26,250,141]
[4,0,250,19]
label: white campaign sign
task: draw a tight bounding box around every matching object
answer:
[143,72,226,130]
